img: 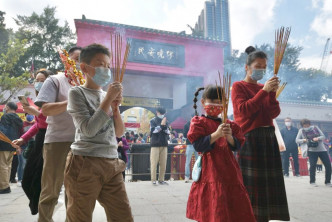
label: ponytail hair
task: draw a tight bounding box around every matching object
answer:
[193,85,222,116]
[245,46,267,66]
[193,87,205,116]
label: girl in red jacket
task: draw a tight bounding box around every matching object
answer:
[231,46,290,222]
[186,85,255,222]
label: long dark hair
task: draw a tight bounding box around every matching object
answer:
[193,85,222,116]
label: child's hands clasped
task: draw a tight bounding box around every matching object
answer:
[221,124,232,138]
[106,82,123,103]
[106,82,123,111]
[215,123,232,138]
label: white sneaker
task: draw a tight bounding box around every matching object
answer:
[185,177,190,183]
[152,181,157,185]
[310,183,318,187]
[17,181,22,187]
[325,183,332,187]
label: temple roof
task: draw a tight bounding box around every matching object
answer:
[75,18,225,43]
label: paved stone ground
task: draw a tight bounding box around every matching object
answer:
[1,173,332,222]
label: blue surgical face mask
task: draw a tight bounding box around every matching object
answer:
[86,64,112,87]
[26,114,34,122]
[3,108,6,114]
[251,69,266,81]
[34,82,43,92]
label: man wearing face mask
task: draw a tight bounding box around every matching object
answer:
[34,47,82,221]
[281,117,300,177]
[150,107,170,185]
[0,102,23,194]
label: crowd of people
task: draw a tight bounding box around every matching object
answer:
[0,43,331,222]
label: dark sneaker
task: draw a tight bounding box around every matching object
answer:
[158,181,169,185]
[0,187,11,194]
[295,174,301,177]
[284,174,289,177]
[325,183,332,187]
[10,179,17,183]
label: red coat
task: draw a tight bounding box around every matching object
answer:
[186,116,255,222]
[231,80,280,135]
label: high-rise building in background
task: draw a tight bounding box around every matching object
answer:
[194,0,231,57]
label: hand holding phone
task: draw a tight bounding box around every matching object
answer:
[18,95,29,106]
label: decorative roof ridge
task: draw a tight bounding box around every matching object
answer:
[74,18,225,43]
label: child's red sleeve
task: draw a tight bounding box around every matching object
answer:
[187,116,206,144]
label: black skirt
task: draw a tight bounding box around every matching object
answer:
[238,127,290,222]
[22,129,46,215]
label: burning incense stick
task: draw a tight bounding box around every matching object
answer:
[222,72,231,123]
[276,82,287,98]
[274,27,291,75]
[110,33,131,83]
[216,71,231,123]
[215,80,223,113]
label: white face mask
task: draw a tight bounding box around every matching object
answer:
[157,115,164,119]
[285,122,291,127]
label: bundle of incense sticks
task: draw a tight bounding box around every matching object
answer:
[110,33,131,83]
[0,131,12,144]
[215,71,231,123]
[58,49,85,86]
[0,131,20,149]
[276,82,287,98]
[274,27,291,75]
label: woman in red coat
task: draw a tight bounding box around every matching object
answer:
[231,46,290,222]
[186,85,255,222]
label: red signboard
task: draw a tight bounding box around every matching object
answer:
[125,123,141,128]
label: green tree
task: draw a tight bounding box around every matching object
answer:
[0,38,30,104]
[0,11,13,56]
[13,6,76,75]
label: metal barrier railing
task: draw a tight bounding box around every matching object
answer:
[124,152,191,180]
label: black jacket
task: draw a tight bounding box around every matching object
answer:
[150,117,169,147]
[281,126,299,151]
[0,113,23,151]
[183,120,191,145]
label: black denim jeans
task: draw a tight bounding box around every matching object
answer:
[308,151,331,184]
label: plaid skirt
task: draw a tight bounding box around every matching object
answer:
[238,127,290,222]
